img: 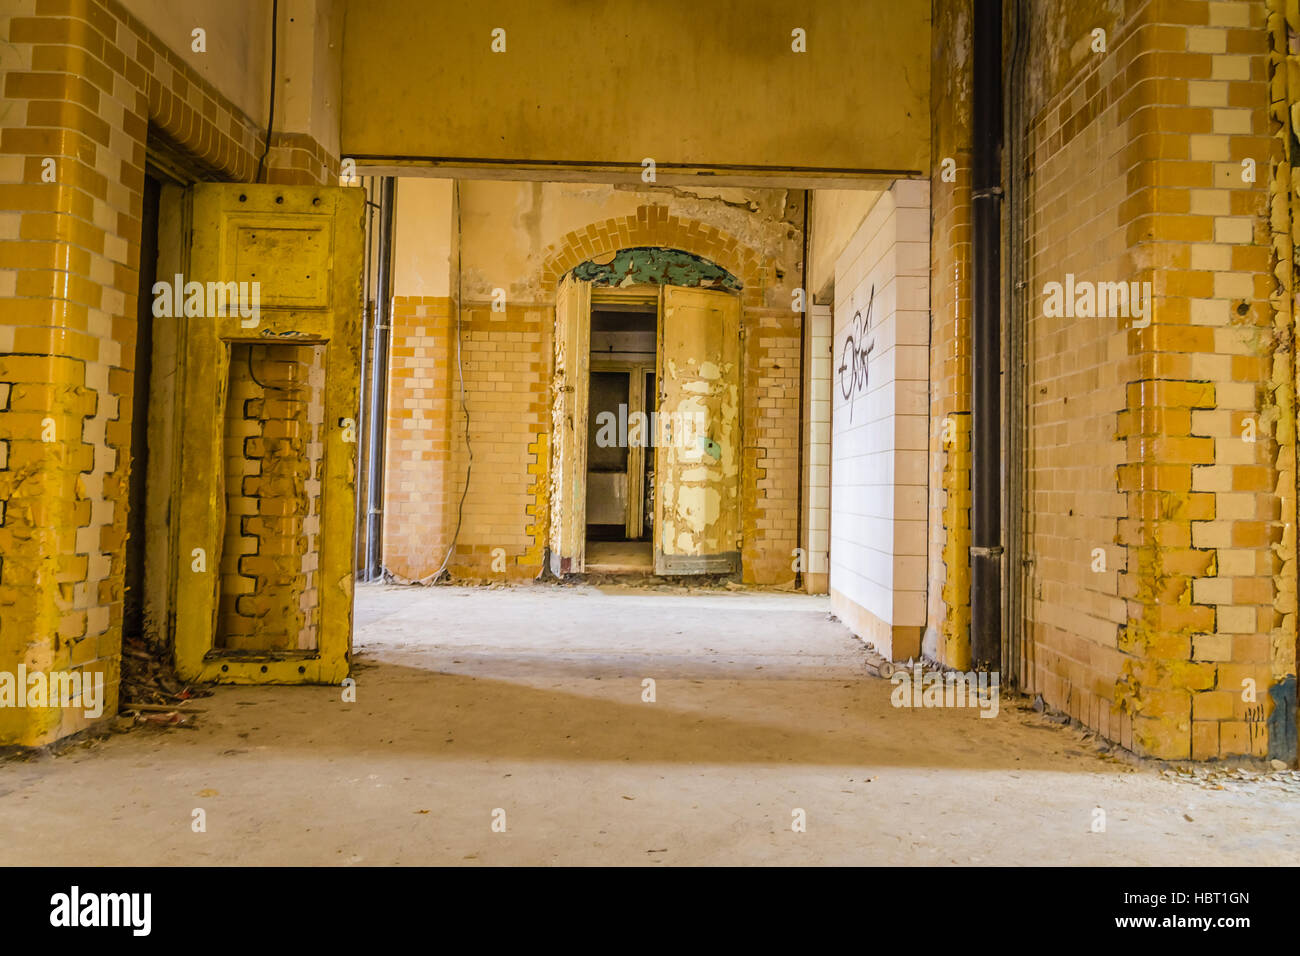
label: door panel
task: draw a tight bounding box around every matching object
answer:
[654,287,742,574]
[549,273,591,574]
[173,184,364,684]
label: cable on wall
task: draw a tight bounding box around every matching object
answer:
[426,180,472,584]
[254,0,279,184]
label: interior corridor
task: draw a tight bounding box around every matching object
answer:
[2,584,1297,867]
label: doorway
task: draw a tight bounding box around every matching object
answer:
[586,301,656,572]
[123,173,160,644]
[169,183,363,684]
[549,271,742,577]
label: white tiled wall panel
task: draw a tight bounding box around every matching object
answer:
[830,179,930,627]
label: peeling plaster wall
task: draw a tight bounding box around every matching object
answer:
[1264,0,1298,760]
[573,247,741,289]
[456,181,804,307]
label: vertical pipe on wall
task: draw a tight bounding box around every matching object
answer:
[354,177,377,578]
[1003,0,1030,688]
[796,190,810,590]
[364,176,397,582]
[970,0,1004,670]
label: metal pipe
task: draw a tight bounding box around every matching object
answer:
[970,0,1003,671]
[364,176,397,581]
[1003,0,1030,687]
[355,177,376,578]
[795,189,810,591]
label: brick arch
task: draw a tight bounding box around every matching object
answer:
[540,204,766,305]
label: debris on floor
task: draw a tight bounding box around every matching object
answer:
[1160,765,1300,793]
[118,633,213,731]
[119,710,200,732]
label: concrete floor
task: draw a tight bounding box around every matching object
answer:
[3,581,1300,865]
[584,540,653,572]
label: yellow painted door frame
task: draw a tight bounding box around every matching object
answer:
[173,184,364,684]
[549,273,592,574]
[585,287,659,547]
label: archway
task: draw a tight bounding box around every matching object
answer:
[548,248,744,578]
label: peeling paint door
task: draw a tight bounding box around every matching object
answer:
[173,184,364,684]
[549,273,591,574]
[654,287,741,575]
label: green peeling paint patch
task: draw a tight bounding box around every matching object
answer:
[573,247,741,290]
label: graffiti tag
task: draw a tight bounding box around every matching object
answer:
[837,285,876,423]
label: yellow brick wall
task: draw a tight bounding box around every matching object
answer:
[382,298,550,583]
[382,296,457,581]
[926,0,1291,761]
[1021,0,1282,760]
[928,0,974,669]
[10,0,1285,763]
[0,0,336,746]
[742,309,801,586]
[218,344,325,651]
[437,303,551,582]
[1026,27,1135,750]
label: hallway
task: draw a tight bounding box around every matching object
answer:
[2,584,1298,867]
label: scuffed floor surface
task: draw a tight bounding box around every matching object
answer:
[3,582,1300,865]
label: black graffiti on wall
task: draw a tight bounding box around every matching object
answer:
[837,284,876,423]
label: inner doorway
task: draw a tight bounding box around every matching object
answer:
[548,268,743,577]
[123,172,160,644]
[586,298,656,573]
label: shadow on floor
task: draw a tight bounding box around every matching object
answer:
[203,657,1109,774]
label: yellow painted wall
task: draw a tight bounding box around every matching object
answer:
[808,188,884,300]
[394,178,455,299]
[121,0,342,149]
[121,0,273,122]
[340,0,929,176]
[277,0,345,156]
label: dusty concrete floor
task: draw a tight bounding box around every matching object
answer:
[3,582,1300,866]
